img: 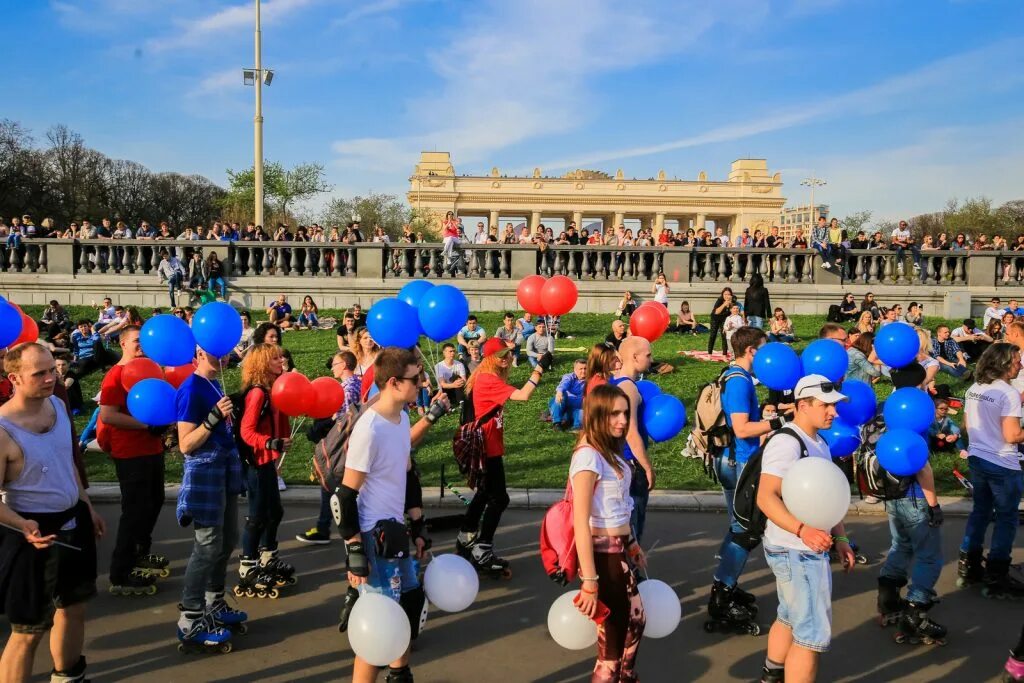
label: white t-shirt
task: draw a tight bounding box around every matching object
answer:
[723,314,745,336]
[653,284,669,305]
[434,360,466,385]
[344,409,411,532]
[965,380,1023,471]
[951,326,982,339]
[984,306,1003,328]
[890,227,910,243]
[569,446,633,529]
[761,424,833,550]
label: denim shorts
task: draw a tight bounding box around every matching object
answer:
[361,530,420,602]
[764,543,833,652]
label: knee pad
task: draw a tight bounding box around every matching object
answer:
[399,586,428,640]
[404,467,423,512]
[244,515,266,535]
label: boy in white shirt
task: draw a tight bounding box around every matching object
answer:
[984,297,1003,329]
[756,375,855,683]
[723,304,745,357]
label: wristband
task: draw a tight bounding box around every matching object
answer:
[526,379,537,387]
[581,585,598,594]
[834,535,850,544]
[579,575,599,582]
[796,523,805,538]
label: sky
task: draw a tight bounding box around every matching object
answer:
[3,0,1024,222]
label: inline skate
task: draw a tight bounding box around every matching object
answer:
[956,549,985,589]
[893,602,947,646]
[983,558,1024,600]
[259,548,297,587]
[108,569,157,596]
[876,576,907,627]
[233,558,280,599]
[461,541,512,580]
[134,552,171,579]
[704,580,760,636]
[177,606,233,654]
[50,655,89,682]
[206,591,249,634]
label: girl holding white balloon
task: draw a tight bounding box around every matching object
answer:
[570,383,646,682]
[756,375,855,683]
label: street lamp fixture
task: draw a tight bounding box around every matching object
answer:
[243,68,273,86]
[800,173,827,224]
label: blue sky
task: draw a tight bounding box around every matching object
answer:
[4,0,1024,220]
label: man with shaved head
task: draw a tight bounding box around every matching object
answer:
[609,335,655,540]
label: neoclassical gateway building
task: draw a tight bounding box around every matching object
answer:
[407,152,786,240]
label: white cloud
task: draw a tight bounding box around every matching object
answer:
[148,0,319,52]
[331,0,409,28]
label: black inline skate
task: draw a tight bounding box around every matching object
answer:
[704,580,760,636]
[983,558,1024,600]
[177,605,232,654]
[876,576,907,627]
[259,548,296,587]
[108,569,158,596]
[50,655,89,682]
[206,591,249,634]
[385,665,415,682]
[733,583,758,616]
[956,549,985,589]
[759,664,784,683]
[893,601,947,645]
[134,552,171,579]
[462,542,512,580]
[233,558,280,599]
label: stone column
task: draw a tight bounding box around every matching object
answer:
[530,211,541,233]
[640,215,653,232]
[572,210,583,232]
[489,209,500,233]
[695,213,707,233]
[653,213,665,234]
[612,212,625,230]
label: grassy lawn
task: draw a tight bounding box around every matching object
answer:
[20,305,973,495]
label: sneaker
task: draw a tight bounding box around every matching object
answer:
[821,262,831,269]
[277,476,287,491]
[863,495,881,504]
[913,263,921,272]
[295,528,330,545]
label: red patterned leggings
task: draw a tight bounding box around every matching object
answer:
[592,535,645,682]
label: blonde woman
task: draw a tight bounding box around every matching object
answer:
[353,327,380,378]
[651,273,670,308]
[857,310,875,335]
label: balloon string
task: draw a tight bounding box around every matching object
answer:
[640,539,660,581]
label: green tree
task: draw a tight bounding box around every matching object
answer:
[223,161,331,223]
[321,192,410,238]
[839,210,872,234]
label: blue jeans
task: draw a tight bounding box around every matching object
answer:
[939,363,969,379]
[747,316,764,330]
[880,496,943,604]
[208,276,227,299]
[167,272,183,307]
[768,333,795,343]
[764,543,833,652]
[714,456,750,587]
[960,456,1023,562]
[180,491,239,611]
[297,312,319,328]
[813,242,831,264]
[361,529,421,602]
[241,462,283,557]
[316,488,333,536]
[629,460,649,542]
[548,396,583,429]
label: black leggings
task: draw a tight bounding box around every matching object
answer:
[110,453,165,581]
[707,316,728,354]
[461,457,509,544]
[242,462,284,556]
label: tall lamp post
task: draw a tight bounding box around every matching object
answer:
[243,0,274,229]
[801,173,827,228]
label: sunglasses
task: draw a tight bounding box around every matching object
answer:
[801,380,843,395]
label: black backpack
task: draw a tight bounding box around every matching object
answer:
[854,415,916,501]
[826,304,844,323]
[229,385,271,468]
[731,426,807,550]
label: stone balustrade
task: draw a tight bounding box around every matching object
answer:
[0,239,1018,289]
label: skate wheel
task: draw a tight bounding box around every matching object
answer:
[285,576,297,586]
[500,569,512,580]
[856,555,869,565]
[245,589,256,598]
[108,585,118,595]
[178,643,187,654]
[158,568,171,578]
[268,588,280,599]
[703,621,717,633]
[747,623,761,636]
[233,586,245,598]
[220,642,233,654]
[894,632,907,644]
[235,624,248,635]
[145,584,158,595]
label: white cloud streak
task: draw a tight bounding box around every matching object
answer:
[148,0,319,52]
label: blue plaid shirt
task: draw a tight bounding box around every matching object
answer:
[176,443,244,528]
[931,337,963,364]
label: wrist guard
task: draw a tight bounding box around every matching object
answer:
[202,405,225,431]
[538,351,554,372]
[265,438,286,453]
[404,466,424,511]
[344,541,369,577]
[928,504,944,528]
[409,517,431,551]
[424,399,447,424]
[768,416,786,431]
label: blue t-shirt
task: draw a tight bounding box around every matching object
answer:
[608,376,649,462]
[269,302,292,318]
[175,374,234,450]
[721,365,760,464]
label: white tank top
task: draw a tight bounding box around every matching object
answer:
[0,396,80,514]
[569,446,633,529]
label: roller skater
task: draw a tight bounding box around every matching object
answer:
[234,558,280,599]
[956,549,985,588]
[457,338,550,581]
[206,591,248,633]
[259,547,296,587]
[108,569,157,596]
[1002,624,1024,682]
[876,577,906,627]
[176,606,232,654]
[893,601,947,645]
[704,580,760,636]
[135,552,171,579]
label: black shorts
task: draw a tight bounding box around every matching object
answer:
[0,503,98,634]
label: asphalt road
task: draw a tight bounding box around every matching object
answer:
[6,501,1020,682]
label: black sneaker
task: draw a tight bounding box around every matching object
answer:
[295,528,330,545]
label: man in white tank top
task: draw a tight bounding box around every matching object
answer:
[0,343,105,683]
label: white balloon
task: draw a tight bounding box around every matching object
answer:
[424,554,479,613]
[347,591,411,667]
[781,456,851,532]
[638,579,681,638]
[547,591,598,650]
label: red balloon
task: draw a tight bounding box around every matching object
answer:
[630,305,668,342]
[307,377,346,419]
[164,363,196,388]
[638,301,670,330]
[541,275,578,316]
[9,314,38,347]
[121,358,164,391]
[271,371,312,417]
[516,275,548,315]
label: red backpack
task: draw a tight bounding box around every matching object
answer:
[539,479,578,586]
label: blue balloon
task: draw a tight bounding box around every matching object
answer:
[140,314,195,366]
[0,302,24,348]
[753,342,801,390]
[821,418,861,457]
[643,394,686,443]
[882,387,934,434]
[835,380,877,426]
[126,378,178,426]
[367,298,420,349]
[876,428,929,476]
[875,322,919,370]
[800,339,849,382]
[417,285,470,342]
[397,280,435,308]
[636,379,662,404]
[192,302,243,358]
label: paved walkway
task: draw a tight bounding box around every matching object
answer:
[10,502,1020,682]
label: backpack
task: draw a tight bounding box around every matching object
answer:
[311,397,375,493]
[685,366,749,483]
[229,385,270,468]
[539,479,578,586]
[853,415,915,501]
[732,426,807,550]
[452,393,500,490]
[826,304,844,323]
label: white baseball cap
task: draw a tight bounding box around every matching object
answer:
[794,374,848,404]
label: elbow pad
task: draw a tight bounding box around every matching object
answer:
[335,485,361,540]
[405,467,423,512]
